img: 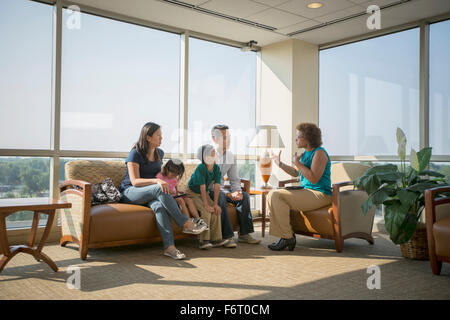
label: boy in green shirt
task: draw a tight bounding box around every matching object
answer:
[187,144,227,249]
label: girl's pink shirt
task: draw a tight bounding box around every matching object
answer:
[156,172,178,194]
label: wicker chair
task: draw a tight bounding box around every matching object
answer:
[59,160,247,260]
[278,162,375,252]
[424,186,450,275]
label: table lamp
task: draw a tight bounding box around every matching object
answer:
[248,125,285,189]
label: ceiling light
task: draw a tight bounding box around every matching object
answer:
[307,2,323,9]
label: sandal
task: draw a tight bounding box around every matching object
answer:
[164,249,186,260]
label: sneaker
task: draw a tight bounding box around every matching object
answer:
[164,249,186,260]
[183,222,208,235]
[194,218,209,231]
[222,238,237,248]
[210,239,228,248]
[238,234,261,244]
[199,241,213,250]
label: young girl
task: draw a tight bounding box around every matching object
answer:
[156,159,208,230]
[187,145,227,249]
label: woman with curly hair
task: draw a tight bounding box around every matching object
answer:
[268,123,332,251]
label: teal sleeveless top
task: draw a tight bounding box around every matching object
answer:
[299,147,332,196]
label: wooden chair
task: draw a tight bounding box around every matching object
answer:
[278,163,375,252]
[424,186,450,275]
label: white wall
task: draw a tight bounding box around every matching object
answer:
[258,39,319,185]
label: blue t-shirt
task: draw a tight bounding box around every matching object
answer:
[120,148,164,192]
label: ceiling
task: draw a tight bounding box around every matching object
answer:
[70,0,450,46]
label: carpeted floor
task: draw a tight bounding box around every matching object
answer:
[1,220,449,300]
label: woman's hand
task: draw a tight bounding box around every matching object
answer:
[270,150,282,166]
[157,179,170,193]
[213,204,222,215]
[292,152,303,167]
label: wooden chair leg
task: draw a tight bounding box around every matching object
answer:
[60,235,73,247]
[80,242,88,260]
[334,235,343,253]
[358,233,374,245]
[430,255,442,275]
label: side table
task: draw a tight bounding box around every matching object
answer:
[249,188,272,237]
[0,198,71,273]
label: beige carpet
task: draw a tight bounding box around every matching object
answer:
[1,221,449,300]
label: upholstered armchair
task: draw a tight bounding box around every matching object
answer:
[424,186,450,275]
[278,162,375,252]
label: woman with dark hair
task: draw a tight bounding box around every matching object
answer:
[267,123,332,251]
[120,122,207,260]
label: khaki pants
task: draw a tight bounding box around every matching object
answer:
[186,189,222,242]
[267,188,332,239]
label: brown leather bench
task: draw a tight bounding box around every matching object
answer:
[59,160,247,260]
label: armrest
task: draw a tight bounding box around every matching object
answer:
[59,179,92,247]
[332,181,355,193]
[278,178,300,187]
[60,179,92,192]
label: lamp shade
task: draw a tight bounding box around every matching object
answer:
[248,125,285,149]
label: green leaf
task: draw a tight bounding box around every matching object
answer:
[357,174,381,195]
[407,182,440,193]
[384,201,417,244]
[383,199,398,206]
[361,187,391,216]
[396,127,407,160]
[418,170,444,178]
[397,189,419,208]
[410,149,420,172]
[384,201,409,239]
[376,171,404,183]
[391,212,418,244]
[365,164,398,175]
[416,147,432,172]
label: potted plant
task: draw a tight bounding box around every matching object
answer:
[354,128,448,259]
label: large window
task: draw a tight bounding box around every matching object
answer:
[188,38,257,155]
[0,0,53,150]
[61,11,181,153]
[319,28,420,156]
[429,19,450,156]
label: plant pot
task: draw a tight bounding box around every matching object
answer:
[399,223,429,260]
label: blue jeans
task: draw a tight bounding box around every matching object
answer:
[210,190,254,239]
[122,184,188,249]
[225,191,254,235]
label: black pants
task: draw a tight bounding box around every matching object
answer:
[209,190,254,239]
